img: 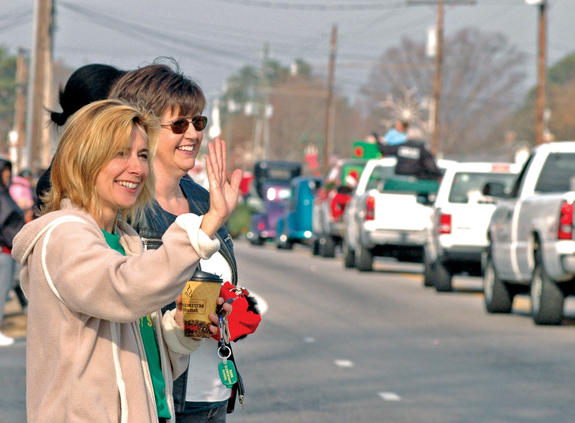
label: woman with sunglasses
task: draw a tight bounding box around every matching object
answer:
[110,62,260,423]
[12,99,242,423]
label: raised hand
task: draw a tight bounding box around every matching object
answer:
[200,138,243,237]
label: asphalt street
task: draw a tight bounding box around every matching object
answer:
[1,240,574,422]
[230,241,575,423]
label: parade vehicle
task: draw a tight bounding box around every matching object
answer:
[311,158,367,257]
[342,156,455,271]
[483,141,575,325]
[246,161,302,245]
[246,182,292,246]
[252,160,302,199]
[423,161,519,291]
[276,176,322,250]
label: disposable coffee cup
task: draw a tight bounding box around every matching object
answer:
[182,269,222,338]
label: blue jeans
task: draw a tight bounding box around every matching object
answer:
[0,253,15,325]
[176,401,227,423]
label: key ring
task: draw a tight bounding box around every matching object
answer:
[217,345,231,359]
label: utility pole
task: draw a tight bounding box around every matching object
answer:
[25,0,54,172]
[323,24,337,175]
[431,0,443,156]
[253,43,269,161]
[262,44,271,160]
[12,48,28,172]
[534,0,547,145]
[407,0,475,156]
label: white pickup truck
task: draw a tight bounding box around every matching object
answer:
[424,162,519,291]
[343,157,454,271]
[484,141,575,325]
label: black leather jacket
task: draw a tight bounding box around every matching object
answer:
[131,176,237,412]
[133,176,237,283]
[376,139,442,180]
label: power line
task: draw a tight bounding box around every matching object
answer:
[0,7,32,34]
[0,7,32,22]
[339,5,414,44]
[0,14,32,35]
[341,11,435,54]
[123,8,317,46]
[59,2,257,66]
[210,0,407,11]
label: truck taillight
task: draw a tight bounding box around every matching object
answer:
[365,196,375,220]
[257,222,266,231]
[439,213,452,234]
[558,201,574,240]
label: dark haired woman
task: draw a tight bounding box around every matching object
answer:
[35,63,127,211]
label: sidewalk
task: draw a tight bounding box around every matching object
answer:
[2,294,27,340]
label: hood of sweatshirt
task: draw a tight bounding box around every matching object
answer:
[13,201,145,266]
[12,207,93,267]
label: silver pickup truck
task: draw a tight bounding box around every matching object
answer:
[484,141,575,325]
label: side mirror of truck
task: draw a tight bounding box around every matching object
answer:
[482,182,506,198]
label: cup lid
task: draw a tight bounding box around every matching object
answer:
[191,268,223,283]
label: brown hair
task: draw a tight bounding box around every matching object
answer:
[43,99,159,224]
[109,61,206,119]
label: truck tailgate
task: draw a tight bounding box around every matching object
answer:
[373,192,431,231]
[443,203,495,247]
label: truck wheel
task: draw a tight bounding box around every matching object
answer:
[311,239,320,256]
[531,253,564,325]
[250,236,264,246]
[483,254,513,313]
[276,236,293,250]
[320,236,336,258]
[356,246,373,272]
[343,241,355,268]
[423,248,434,287]
[433,261,452,292]
[275,238,284,249]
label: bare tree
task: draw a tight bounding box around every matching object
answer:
[507,51,575,145]
[360,28,526,157]
[221,63,359,171]
[548,78,575,141]
[268,74,359,164]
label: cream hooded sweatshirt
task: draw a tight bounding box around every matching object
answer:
[12,202,220,423]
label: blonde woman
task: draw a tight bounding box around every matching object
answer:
[12,99,241,423]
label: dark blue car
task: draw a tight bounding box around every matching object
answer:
[246,183,292,245]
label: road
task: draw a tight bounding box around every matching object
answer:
[231,241,575,423]
[1,240,574,422]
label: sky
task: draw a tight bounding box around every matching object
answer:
[2,0,575,106]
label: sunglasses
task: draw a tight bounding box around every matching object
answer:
[161,115,208,134]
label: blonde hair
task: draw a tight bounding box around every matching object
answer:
[43,99,159,224]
